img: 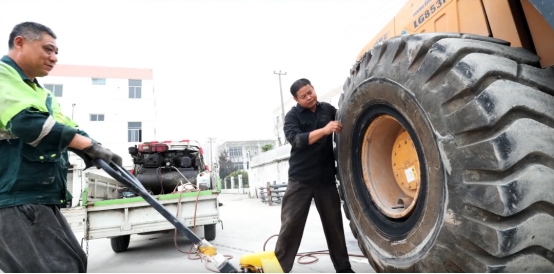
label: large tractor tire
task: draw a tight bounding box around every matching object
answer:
[335,33,554,272]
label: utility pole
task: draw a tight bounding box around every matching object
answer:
[274,70,287,144]
[206,137,217,168]
[71,103,76,120]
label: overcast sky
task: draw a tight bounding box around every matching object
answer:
[1,0,407,145]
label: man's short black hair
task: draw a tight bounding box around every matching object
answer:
[290,78,312,98]
[8,22,57,49]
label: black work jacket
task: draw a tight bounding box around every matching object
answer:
[283,101,337,187]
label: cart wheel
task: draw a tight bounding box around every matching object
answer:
[111,235,131,253]
[204,224,216,241]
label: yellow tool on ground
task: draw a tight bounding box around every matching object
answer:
[239,251,284,273]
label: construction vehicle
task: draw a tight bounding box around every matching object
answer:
[62,140,222,254]
[334,0,554,272]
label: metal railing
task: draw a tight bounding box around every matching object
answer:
[258,181,287,206]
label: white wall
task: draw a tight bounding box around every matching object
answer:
[40,75,156,168]
[38,74,156,206]
[247,144,291,197]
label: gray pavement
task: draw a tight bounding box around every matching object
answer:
[0,194,374,273]
[86,194,374,273]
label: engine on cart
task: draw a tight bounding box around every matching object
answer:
[126,140,213,196]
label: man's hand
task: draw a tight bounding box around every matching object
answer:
[83,143,123,167]
[307,121,343,146]
[323,121,343,135]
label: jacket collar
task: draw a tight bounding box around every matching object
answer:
[0,55,42,88]
[296,101,322,113]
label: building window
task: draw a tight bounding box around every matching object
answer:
[90,114,105,121]
[129,79,142,99]
[234,163,244,170]
[247,146,259,157]
[228,147,243,163]
[128,122,142,142]
[229,147,242,158]
[44,84,63,97]
[92,78,106,85]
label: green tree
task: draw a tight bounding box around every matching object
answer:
[225,170,249,188]
[262,143,274,152]
[218,150,237,180]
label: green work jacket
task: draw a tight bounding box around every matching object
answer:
[0,55,93,208]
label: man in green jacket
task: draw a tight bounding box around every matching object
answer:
[0,22,123,273]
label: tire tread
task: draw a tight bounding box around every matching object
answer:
[336,32,554,272]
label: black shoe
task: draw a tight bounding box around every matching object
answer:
[337,268,355,273]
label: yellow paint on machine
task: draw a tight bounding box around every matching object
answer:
[355,0,554,67]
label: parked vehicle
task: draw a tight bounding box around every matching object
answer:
[61,140,221,253]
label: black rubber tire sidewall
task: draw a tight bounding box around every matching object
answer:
[204,224,217,241]
[110,235,131,253]
[337,78,445,269]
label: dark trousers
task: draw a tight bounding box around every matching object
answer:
[0,204,87,273]
[275,179,351,273]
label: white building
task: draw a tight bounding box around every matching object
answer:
[217,140,274,171]
[272,85,343,146]
[40,64,155,206]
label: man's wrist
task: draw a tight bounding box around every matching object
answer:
[68,134,93,150]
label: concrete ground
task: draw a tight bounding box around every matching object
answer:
[83,194,375,273]
[0,194,374,273]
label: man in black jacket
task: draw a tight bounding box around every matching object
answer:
[274,78,354,273]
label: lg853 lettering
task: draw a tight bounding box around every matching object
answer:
[413,0,447,28]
